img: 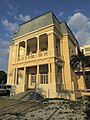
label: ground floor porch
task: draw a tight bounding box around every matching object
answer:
[7,63,85,100]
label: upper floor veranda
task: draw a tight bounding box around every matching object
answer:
[10,28,64,65]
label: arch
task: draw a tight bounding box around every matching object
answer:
[19,41,25,57]
[39,33,48,51]
[27,37,37,55]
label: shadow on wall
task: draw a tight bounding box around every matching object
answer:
[57,90,72,100]
[36,86,46,98]
[56,84,72,100]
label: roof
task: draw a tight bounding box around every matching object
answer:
[14,11,61,38]
[13,11,79,48]
[60,22,79,46]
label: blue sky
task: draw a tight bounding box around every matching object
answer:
[0,0,90,71]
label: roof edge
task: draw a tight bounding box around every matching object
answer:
[19,11,53,26]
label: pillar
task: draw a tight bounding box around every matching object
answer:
[12,68,15,85]
[51,61,56,84]
[48,32,56,56]
[37,36,39,58]
[37,65,39,83]
[48,63,51,84]
[62,66,66,90]
[25,41,27,59]
[15,68,18,85]
[24,67,26,91]
[36,65,39,92]
[16,44,19,61]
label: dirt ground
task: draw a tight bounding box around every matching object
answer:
[0,96,89,120]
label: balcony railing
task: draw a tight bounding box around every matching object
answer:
[27,53,37,59]
[17,56,25,61]
[39,51,48,57]
[17,50,63,62]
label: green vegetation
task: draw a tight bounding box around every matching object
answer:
[70,49,90,79]
[0,71,7,84]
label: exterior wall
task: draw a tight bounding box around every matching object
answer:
[80,44,90,56]
[7,16,81,100]
[79,45,90,96]
[77,74,85,90]
[7,25,64,98]
[62,34,72,90]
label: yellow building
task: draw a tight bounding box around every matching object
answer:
[78,45,90,96]
[81,44,90,56]
[7,11,81,100]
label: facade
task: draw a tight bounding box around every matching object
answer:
[78,45,90,96]
[7,12,81,100]
[80,44,90,56]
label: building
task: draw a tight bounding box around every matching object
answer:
[7,11,82,100]
[80,44,90,56]
[78,45,90,95]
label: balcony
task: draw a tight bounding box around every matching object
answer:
[27,53,37,59]
[17,56,25,61]
[17,50,63,62]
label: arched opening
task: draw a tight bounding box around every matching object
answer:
[39,34,48,52]
[27,37,37,55]
[19,41,25,57]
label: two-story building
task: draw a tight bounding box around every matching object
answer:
[7,11,81,100]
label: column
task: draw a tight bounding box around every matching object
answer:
[48,63,51,84]
[12,68,15,85]
[15,68,18,85]
[37,36,39,58]
[24,67,26,91]
[51,62,56,84]
[48,32,56,56]
[28,74,31,88]
[62,65,66,90]
[25,41,27,59]
[37,65,39,83]
[16,44,19,62]
[36,65,39,92]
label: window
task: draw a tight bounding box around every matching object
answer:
[85,47,90,52]
[40,73,48,84]
[31,74,36,84]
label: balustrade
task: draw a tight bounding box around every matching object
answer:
[17,50,63,62]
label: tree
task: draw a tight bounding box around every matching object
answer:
[0,71,7,84]
[70,49,90,80]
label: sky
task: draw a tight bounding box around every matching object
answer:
[0,0,90,72]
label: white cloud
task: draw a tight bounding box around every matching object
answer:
[1,19,18,32]
[6,10,13,16]
[58,12,64,17]
[1,40,10,47]
[7,1,13,10]
[0,49,9,57]
[0,40,10,71]
[67,12,90,46]
[74,9,81,13]
[15,14,31,22]
[0,57,8,71]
